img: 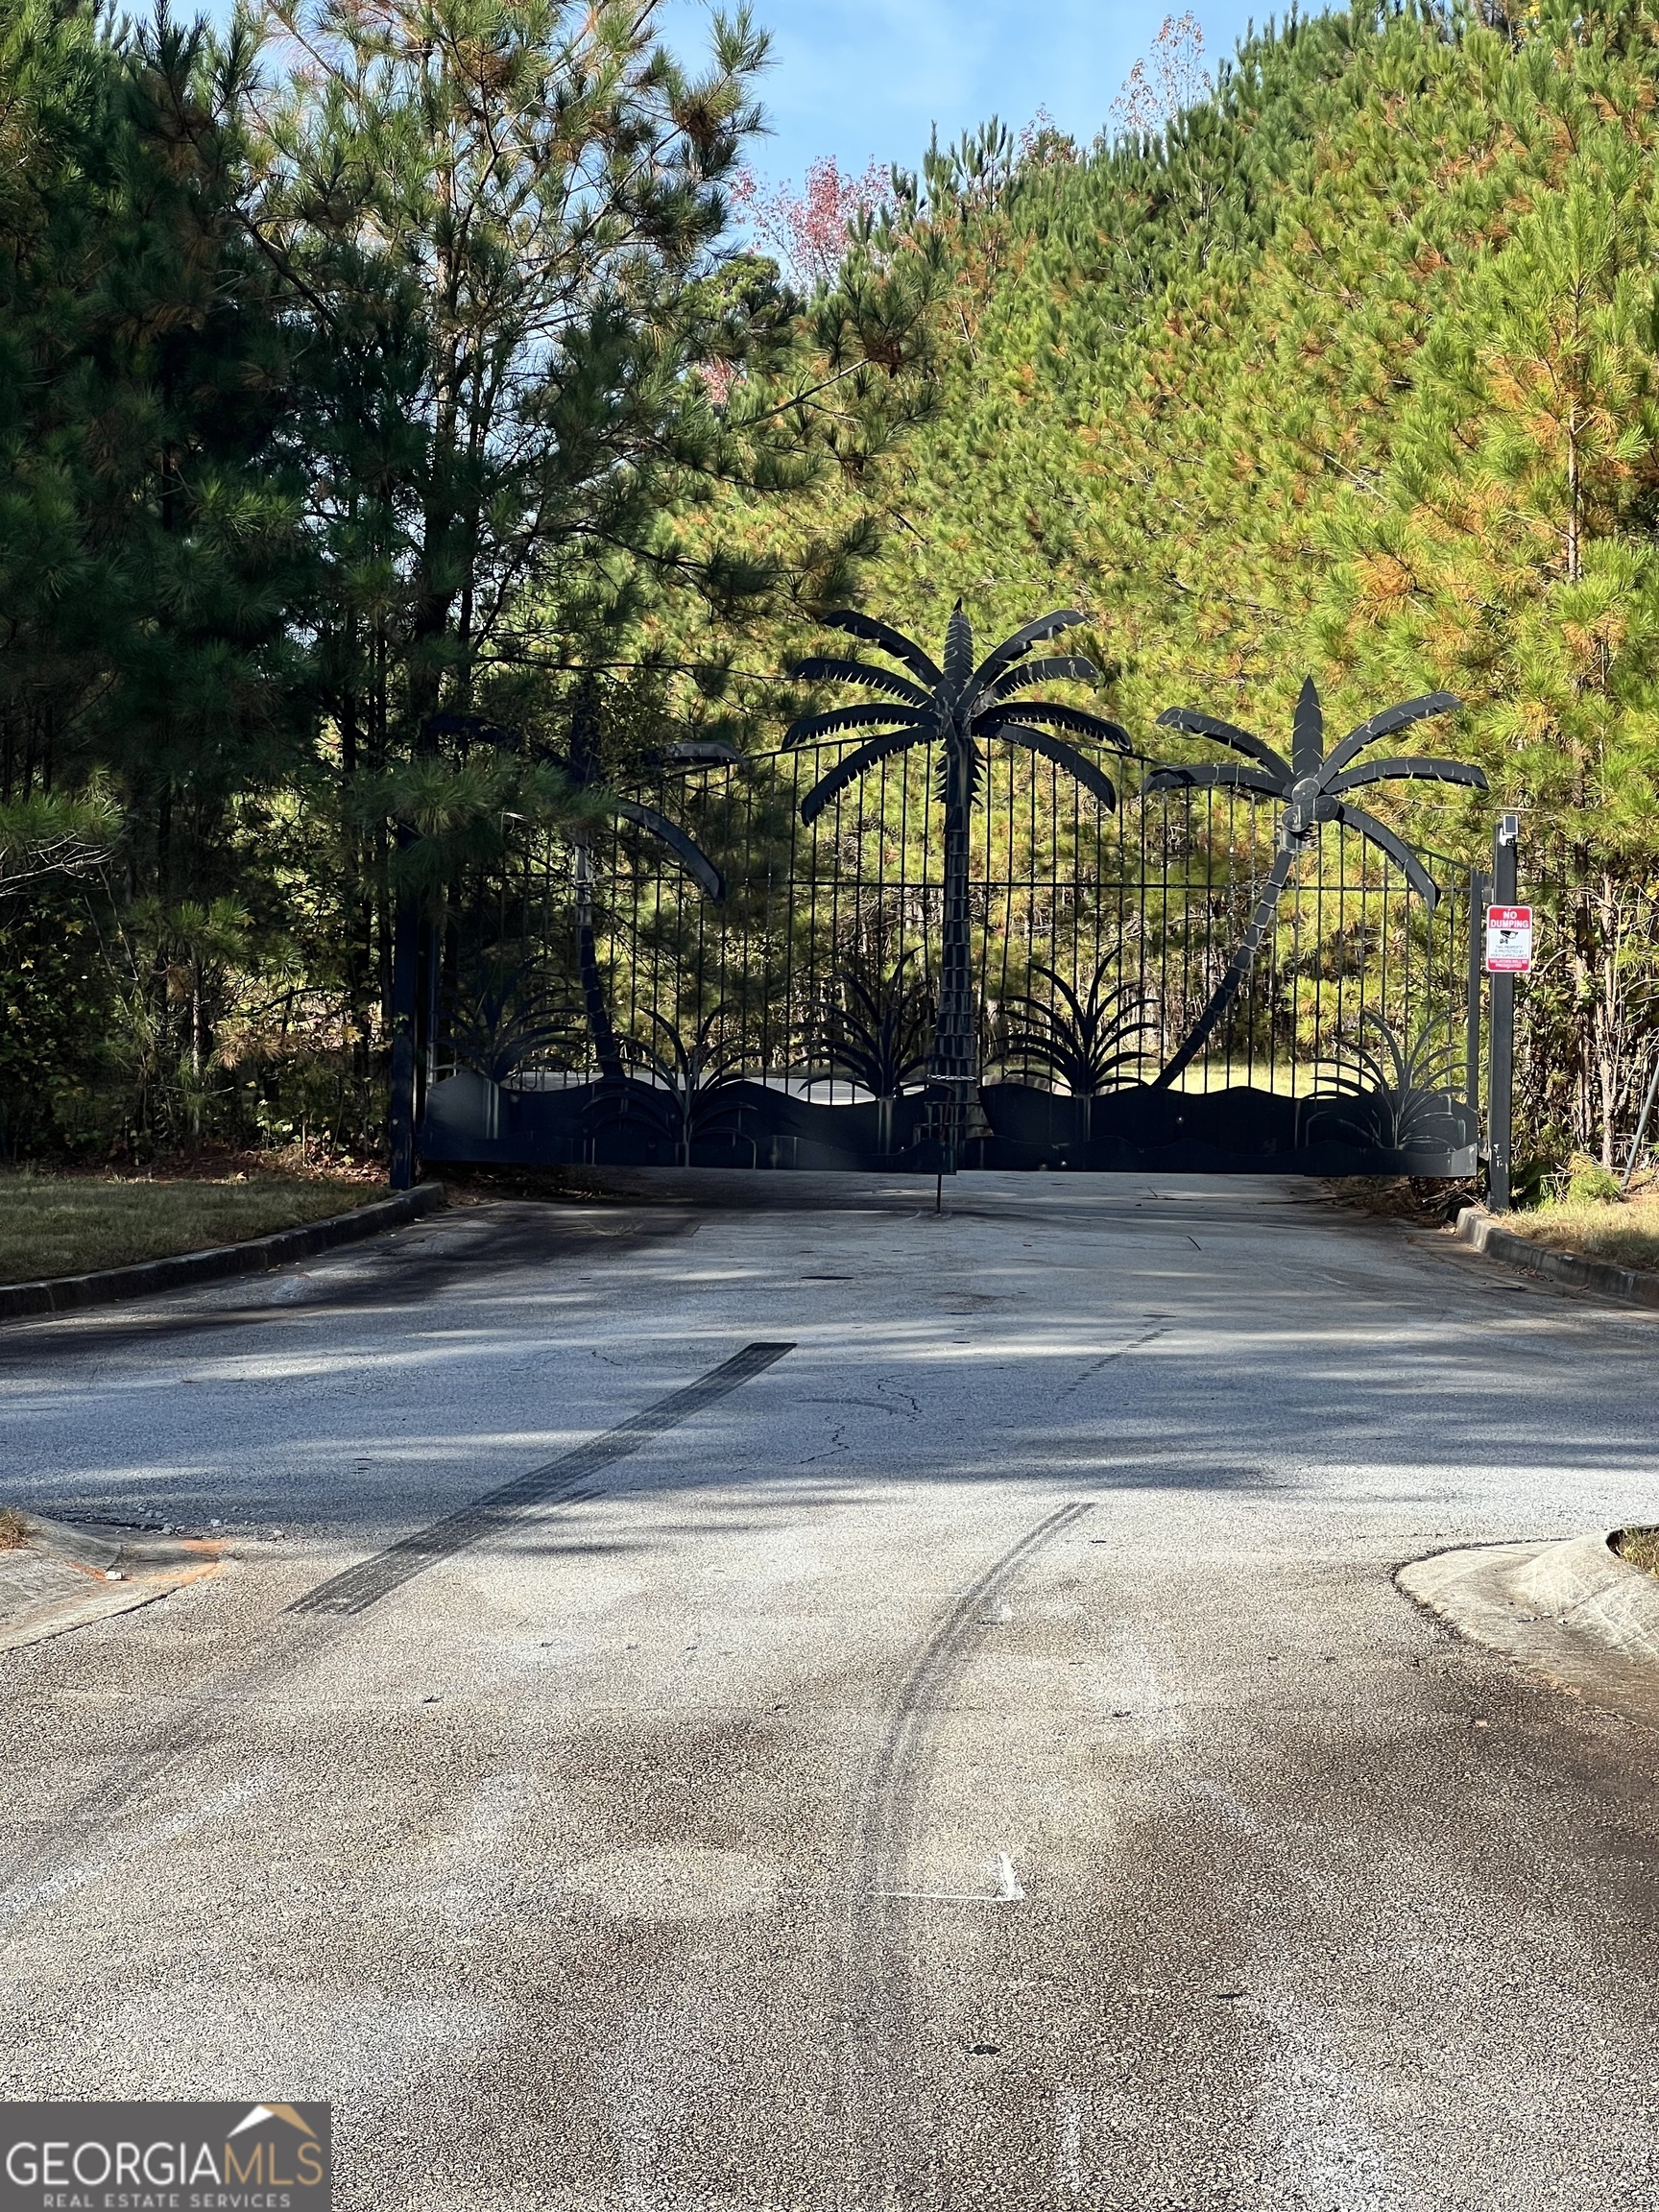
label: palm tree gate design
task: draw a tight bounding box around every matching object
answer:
[411,610,1495,1181]
[1142,677,1486,1088]
[786,606,1128,1156]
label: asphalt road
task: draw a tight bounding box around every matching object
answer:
[4,1172,1659,2211]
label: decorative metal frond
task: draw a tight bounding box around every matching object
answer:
[783,702,927,750]
[1324,757,1488,800]
[1141,764,1286,800]
[1333,804,1439,908]
[821,609,942,687]
[944,603,974,692]
[1317,1018,1463,1102]
[623,1006,745,1090]
[789,657,933,708]
[611,799,725,901]
[446,953,582,1086]
[586,1008,753,1157]
[1291,676,1324,779]
[1000,1025,1152,1094]
[1321,690,1461,782]
[801,727,932,825]
[1154,706,1293,783]
[980,655,1100,706]
[980,701,1129,750]
[994,724,1118,811]
[579,1013,747,1150]
[1315,1041,1395,1099]
[969,610,1087,695]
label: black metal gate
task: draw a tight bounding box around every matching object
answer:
[415,713,1486,1179]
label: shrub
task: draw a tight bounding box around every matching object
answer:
[1566,1163,1623,1205]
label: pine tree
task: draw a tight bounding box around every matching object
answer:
[1320,123,1659,1163]
[0,0,309,1151]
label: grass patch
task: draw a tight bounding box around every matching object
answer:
[1616,1527,1659,1579]
[0,1169,379,1286]
[0,1506,28,1551]
[1501,1188,1659,1276]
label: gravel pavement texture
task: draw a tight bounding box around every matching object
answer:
[2,1174,1658,2210]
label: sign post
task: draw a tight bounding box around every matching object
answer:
[1484,815,1522,1211]
[1623,1054,1659,1192]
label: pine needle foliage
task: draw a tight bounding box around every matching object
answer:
[832,0,1659,1162]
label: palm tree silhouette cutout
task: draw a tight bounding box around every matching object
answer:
[1142,677,1485,1091]
[564,683,728,1080]
[432,689,728,1081]
[786,605,1129,1085]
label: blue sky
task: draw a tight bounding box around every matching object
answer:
[661,0,1272,186]
[203,0,1280,190]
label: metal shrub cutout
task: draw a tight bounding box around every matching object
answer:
[816,948,936,1100]
[998,959,1157,1096]
[585,1008,750,1166]
[1310,1013,1470,1154]
[446,950,582,1086]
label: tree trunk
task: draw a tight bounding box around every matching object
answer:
[388,830,420,1190]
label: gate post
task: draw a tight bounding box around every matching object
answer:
[1486,813,1519,1213]
[1465,867,1489,1118]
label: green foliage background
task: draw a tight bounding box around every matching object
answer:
[6,0,1659,1171]
[773,0,1659,1166]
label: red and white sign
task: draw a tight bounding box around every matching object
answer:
[1485,904,1533,974]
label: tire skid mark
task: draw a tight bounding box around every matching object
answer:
[291,1340,793,1617]
[1062,1323,1167,1396]
[840,1499,1094,2206]
[0,1342,793,1938]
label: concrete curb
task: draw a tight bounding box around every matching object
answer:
[1452,1203,1659,1310]
[1399,1530,1659,1727]
[0,1511,230,1653]
[0,1182,446,1323]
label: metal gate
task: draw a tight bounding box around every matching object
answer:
[414,651,1488,1179]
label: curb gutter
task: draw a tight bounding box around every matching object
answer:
[0,1511,229,1652]
[0,1182,446,1323]
[1453,1203,1659,1311]
[1399,1530,1659,1727]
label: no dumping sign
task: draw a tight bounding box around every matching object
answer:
[1484,904,1533,974]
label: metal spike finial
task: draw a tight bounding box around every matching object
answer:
[945,604,974,695]
[1291,677,1323,780]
